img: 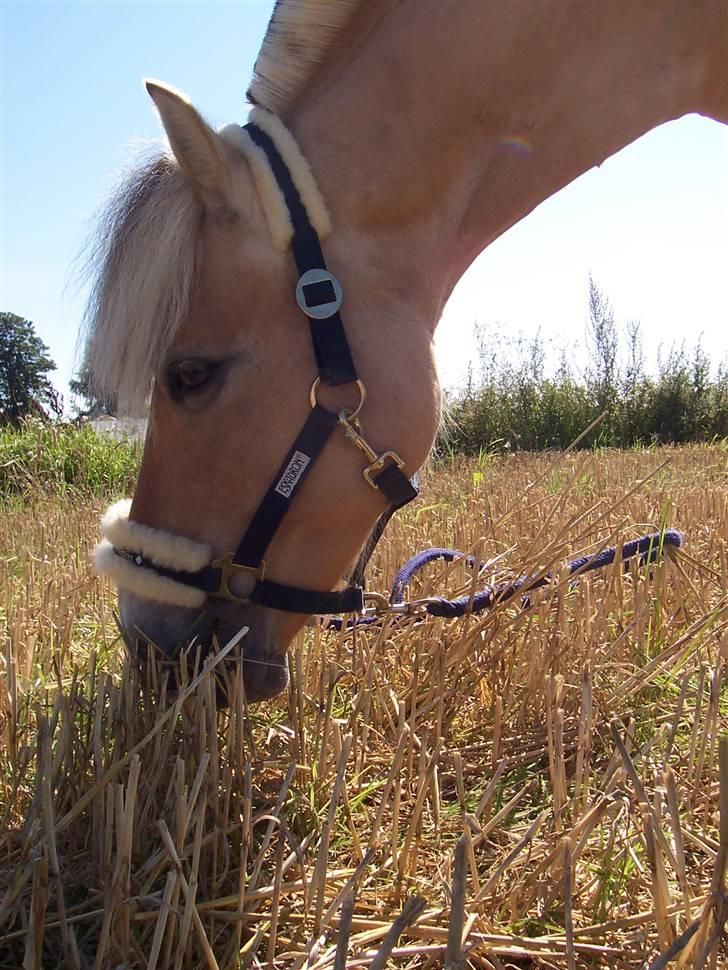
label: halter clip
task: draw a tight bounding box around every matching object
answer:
[339,413,407,491]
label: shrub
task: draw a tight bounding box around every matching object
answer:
[0,419,140,499]
[445,280,728,455]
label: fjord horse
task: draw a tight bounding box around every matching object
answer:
[87,0,727,700]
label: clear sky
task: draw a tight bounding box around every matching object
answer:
[3,1,727,408]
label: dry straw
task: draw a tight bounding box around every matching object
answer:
[1,443,727,967]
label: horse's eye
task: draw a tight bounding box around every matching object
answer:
[168,359,215,399]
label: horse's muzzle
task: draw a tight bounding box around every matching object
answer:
[118,591,290,703]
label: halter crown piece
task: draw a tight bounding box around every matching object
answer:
[94,109,419,615]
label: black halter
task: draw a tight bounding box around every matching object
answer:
[113,121,418,615]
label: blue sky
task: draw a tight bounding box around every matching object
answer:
[3,1,727,408]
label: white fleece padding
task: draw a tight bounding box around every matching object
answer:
[94,540,206,608]
[220,124,294,250]
[220,107,331,251]
[100,499,212,572]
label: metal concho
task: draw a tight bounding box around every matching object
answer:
[295,268,343,319]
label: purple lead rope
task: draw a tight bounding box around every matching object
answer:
[325,529,683,630]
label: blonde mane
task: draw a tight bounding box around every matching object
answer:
[81,152,201,415]
[83,0,362,414]
[247,0,363,113]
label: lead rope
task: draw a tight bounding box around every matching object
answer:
[325,528,684,629]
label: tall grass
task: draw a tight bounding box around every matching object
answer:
[0,419,140,499]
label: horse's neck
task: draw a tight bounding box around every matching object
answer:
[288,0,726,329]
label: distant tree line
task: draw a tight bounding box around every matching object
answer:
[445,277,728,454]
[1,312,116,426]
[0,312,62,425]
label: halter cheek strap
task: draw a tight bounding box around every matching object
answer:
[95,110,419,615]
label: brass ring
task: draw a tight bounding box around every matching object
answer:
[309,378,367,421]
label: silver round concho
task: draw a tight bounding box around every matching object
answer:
[295,268,343,319]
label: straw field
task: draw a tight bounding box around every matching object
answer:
[1,444,727,968]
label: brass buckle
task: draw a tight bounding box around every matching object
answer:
[210,552,265,604]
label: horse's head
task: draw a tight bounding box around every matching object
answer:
[87,82,440,701]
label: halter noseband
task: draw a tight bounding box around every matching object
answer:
[95,110,418,616]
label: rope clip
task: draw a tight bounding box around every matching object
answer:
[339,412,407,491]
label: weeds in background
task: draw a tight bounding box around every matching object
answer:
[0,419,140,498]
[446,279,728,454]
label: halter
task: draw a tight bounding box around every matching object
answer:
[95,110,418,616]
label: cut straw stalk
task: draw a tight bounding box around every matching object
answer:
[3,446,727,968]
[563,837,576,970]
[158,819,220,970]
[610,720,680,871]
[312,731,353,933]
[93,754,140,970]
[22,853,48,970]
[444,835,467,969]
[368,895,428,970]
[173,792,207,970]
[38,716,81,970]
[475,808,550,902]
[301,911,625,960]
[333,890,355,970]
[36,626,247,848]
[146,869,177,970]
[691,734,728,968]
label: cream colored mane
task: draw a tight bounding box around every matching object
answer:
[247,0,362,113]
[82,0,361,414]
[82,153,201,415]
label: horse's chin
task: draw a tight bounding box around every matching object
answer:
[118,590,290,703]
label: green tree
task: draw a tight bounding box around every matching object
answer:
[69,362,117,418]
[0,313,62,426]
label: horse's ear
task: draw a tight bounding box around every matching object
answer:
[146,80,235,218]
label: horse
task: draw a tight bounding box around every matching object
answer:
[86,0,727,701]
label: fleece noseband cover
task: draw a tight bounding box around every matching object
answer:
[95,501,211,608]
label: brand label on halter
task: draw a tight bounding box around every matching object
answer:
[275,451,311,498]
